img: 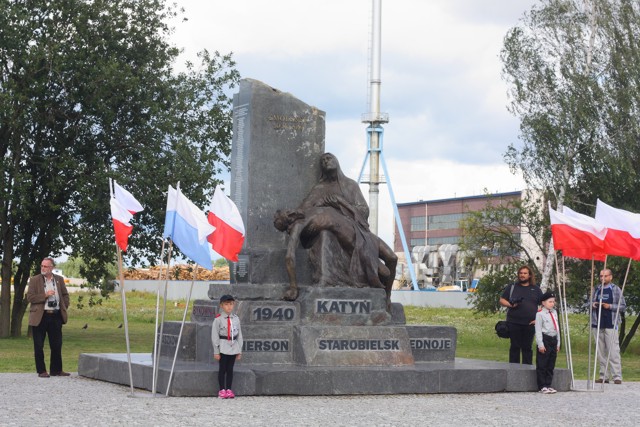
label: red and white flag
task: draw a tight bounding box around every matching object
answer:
[549,204,607,261]
[207,187,245,262]
[595,199,640,260]
[111,197,134,251]
[110,180,143,252]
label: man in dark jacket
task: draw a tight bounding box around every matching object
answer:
[499,265,543,364]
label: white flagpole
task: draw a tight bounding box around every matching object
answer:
[110,177,135,396]
[554,251,574,388]
[116,245,135,396]
[153,240,173,396]
[587,258,596,389]
[154,183,179,395]
[559,255,575,388]
[592,257,607,389]
[151,237,167,396]
[165,264,198,396]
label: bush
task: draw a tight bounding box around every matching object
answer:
[467,264,519,315]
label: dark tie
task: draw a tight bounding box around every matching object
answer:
[227,316,231,340]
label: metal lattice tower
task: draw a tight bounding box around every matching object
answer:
[358,0,418,290]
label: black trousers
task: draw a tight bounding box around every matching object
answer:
[507,322,535,365]
[218,353,237,390]
[32,312,64,374]
[536,334,558,390]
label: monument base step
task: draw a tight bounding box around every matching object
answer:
[78,353,571,397]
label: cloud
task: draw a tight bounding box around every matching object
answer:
[170,0,537,247]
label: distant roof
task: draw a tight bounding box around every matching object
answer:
[398,191,522,207]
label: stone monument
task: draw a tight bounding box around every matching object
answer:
[229,78,324,288]
[189,79,419,369]
[77,79,570,396]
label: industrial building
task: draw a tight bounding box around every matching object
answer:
[392,191,529,290]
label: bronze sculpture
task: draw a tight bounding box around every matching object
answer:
[274,153,397,310]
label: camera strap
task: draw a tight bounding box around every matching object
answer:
[44,275,59,307]
[507,284,515,313]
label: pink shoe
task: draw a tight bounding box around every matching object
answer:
[226,389,235,399]
[218,389,227,399]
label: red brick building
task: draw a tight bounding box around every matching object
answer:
[394,191,522,253]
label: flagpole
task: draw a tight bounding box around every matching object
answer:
[561,256,576,388]
[585,258,595,389]
[153,240,173,396]
[110,178,135,396]
[151,237,167,396]
[154,183,179,395]
[116,245,135,397]
[165,264,198,397]
[553,252,565,362]
[592,257,607,389]
[554,252,574,388]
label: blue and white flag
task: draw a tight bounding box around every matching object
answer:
[163,185,215,270]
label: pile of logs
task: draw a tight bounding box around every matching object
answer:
[123,264,230,281]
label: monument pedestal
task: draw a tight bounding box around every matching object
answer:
[77,283,571,395]
[77,353,572,397]
[155,285,433,368]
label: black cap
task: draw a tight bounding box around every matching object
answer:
[219,294,235,303]
[541,292,555,302]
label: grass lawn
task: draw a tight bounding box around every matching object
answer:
[2,291,639,380]
[0,290,187,373]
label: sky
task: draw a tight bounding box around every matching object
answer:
[169,0,538,247]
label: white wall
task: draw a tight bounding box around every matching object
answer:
[391,290,473,308]
[116,280,220,301]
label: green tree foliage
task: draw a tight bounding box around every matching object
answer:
[502,0,640,211]
[214,258,229,268]
[57,257,116,282]
[56,258,82,279]
[467,265,520,315]
[500,0,604,287]
[0,0,240,337]
[498,0,640,349]
[460,190,549,280]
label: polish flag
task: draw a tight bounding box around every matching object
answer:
[111,197,134,251]
[549,204,607,261]
[110,180,143,252]
[595,199,640,260]
[207,187,245,262]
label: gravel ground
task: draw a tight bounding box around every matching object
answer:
[1,373,636,426]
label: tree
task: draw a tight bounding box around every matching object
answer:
[466,264,520,315]
[0,0,240,337]
[459,189,549,280]
[499,0,640,345]
[214,258,229,268]
[501,0,603,288]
